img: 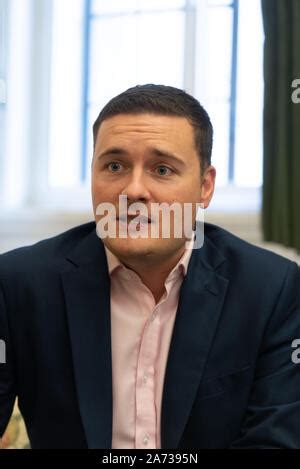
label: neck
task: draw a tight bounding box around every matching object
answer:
[120,245,186,303]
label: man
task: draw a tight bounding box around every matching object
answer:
[0,84,300,449]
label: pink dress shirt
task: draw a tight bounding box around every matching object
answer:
[104,238,194,449]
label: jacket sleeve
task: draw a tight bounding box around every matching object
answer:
[0,280,17,438]
[230,262,300,448]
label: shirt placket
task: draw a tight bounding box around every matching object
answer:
[135,307,161,449]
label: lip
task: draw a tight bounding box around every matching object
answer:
[118,214,152,223]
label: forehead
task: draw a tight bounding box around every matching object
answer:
[95,113,196,150]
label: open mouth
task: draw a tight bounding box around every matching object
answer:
[118,214,152,224]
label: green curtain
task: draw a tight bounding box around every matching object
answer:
[261,0,300,253]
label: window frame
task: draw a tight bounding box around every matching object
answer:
[2,0,262,214]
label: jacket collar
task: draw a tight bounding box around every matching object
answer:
[61,222,228,448]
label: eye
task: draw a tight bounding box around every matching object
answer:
[107,162,122,172]
[155,165,173,176]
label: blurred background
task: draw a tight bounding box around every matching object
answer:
[0,0,266,248]
[0,0,299,258]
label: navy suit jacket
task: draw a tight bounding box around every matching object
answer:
[0,221,300,448]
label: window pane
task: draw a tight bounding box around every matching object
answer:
[234,0,264,187]
[89,15,140,108]
[139,0,185,9]
[195,2,233,185]
[86,0,264,192]
[91,0,185,15]
[208,0,232,6]
[49,0,84,188]
[91,0,137,15]
[136,12,184,85]
[87,9,185,175]
[88,10,184,108]
[206,6,232,102]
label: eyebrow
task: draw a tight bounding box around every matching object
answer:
[96,147,186,168]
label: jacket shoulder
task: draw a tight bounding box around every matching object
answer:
[0,221,96,272]
[204,223,298,273]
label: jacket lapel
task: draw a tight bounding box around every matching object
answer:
[161,235,229,449]
[60,227,112,448]
[59,223,229,449]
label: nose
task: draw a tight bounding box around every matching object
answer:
[121,168,151,203]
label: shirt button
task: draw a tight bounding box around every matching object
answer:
[143,372,148,384]
[143,434,150,445]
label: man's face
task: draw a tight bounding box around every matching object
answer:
[91,113,215,264]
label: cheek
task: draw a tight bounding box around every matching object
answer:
[166,186,202,205]
[186,185,202,204]
[92,175,116,200]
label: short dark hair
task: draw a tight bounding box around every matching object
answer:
[93,84,213,171]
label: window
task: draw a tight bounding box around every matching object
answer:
[80,0,264,188]
[3,0,264,211]
[83,0,187,180]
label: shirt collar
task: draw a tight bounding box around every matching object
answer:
[104,234,195,280]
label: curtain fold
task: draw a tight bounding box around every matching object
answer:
[261,0,300,252]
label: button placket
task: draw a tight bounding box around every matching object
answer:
[135,308,160,449]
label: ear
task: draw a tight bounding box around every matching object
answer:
[200,165,216,209]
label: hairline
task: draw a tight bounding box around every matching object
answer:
[93,110,208,175]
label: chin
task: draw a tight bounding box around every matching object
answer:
[103,237,157,257]
[103,236,185,260]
